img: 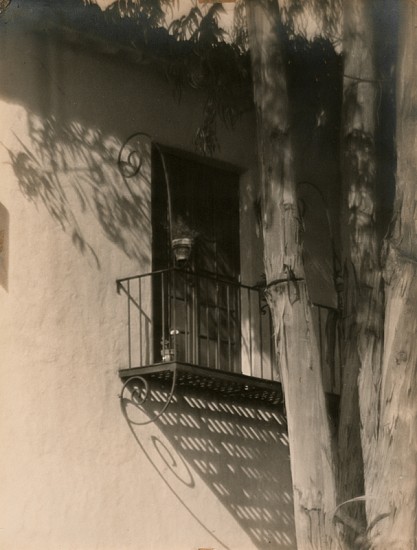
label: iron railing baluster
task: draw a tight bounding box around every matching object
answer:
[269,308,274,381]
[248,287,253,377]
[194,272,199,365]
[184,272,189,363]
[237,284,242,375]
[258,289,263,379]
[215,280,220,370]
[172,269,177,361]
[138,277,142,367]
[127,279,131,369]
[226,284,231,372]
[161,272,166,364]
[205,276,210,368]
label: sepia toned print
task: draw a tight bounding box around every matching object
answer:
[0,1,414,549]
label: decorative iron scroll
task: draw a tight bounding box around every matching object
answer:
[117,132,173,253]
[119,370,177,425]
[117,132,151,179]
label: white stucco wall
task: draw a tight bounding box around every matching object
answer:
[0,7,295,550]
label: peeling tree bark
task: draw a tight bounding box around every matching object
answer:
[246,1,340,548]
[365,3,417,548]
[337,0,384,545]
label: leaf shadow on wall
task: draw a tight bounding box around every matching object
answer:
[4,113,151,268]
[121,385,296,550]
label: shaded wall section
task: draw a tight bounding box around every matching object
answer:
[122,386,295,549]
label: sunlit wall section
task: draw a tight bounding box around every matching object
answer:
[0,6,295,550]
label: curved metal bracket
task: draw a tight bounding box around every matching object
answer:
[119,370,178,425]
[117,132,150,179]
[118,132,173,260]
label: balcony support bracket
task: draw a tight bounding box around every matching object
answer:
[119,368,178,425]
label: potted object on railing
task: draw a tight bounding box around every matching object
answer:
[171,217,198,265]
[160,329,179,362]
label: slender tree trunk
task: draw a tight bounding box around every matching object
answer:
[337,0,384,544]
[365,2,417,547]
[246,2,339,548]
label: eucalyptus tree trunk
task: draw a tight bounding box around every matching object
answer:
[246,1,339,548]
[337,0,384,544]
[364,3,417,547]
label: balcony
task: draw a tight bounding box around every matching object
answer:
[116,268,341,411]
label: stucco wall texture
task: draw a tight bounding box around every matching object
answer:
[0,10,296,550]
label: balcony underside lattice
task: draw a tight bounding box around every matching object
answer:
[119,362,283,407]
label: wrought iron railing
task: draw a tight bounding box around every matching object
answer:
[116,268,341,392]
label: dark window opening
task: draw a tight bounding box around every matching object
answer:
[151,147,241,371]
